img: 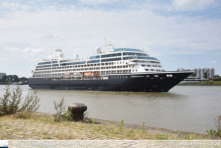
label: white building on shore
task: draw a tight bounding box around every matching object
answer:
[193,68,215,79]
[177,68,215,79]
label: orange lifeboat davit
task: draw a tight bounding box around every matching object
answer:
[84,72,94,77]
[94,72,100,76]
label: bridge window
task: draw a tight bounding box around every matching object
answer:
[101,58,121,62]
[101,53,121,58]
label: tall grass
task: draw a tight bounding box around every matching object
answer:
[0,85,40,117]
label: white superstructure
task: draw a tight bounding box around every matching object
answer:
[31,47,165,78]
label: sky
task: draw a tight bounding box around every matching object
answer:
[0,0,220,77]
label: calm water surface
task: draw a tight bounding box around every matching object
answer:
[0,85,220,134]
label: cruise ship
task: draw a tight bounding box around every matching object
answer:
[29,43,193,92]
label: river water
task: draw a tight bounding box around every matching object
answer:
[0,85,220,134]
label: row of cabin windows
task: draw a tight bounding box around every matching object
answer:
[35,64,129,71]
[38,61,58,65]
[36,63,114,71]
[37,60,129,71]
[145,69,165,72]
[138,61,160,64]
[36,64,59,68]
[110,76,129,79]
[33,71,132,77]
[123,52,148,56]
[141,65,162,68]
[123,56,158,61]
[34,66,130,74]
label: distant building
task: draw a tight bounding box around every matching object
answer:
[0,73,6,79]
[177,68,215,79]
[193,68,215,79]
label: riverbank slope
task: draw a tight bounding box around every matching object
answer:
[0,112,219,140]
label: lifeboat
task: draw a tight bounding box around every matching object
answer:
[94,72,100,76]
[73,72,82,77]
[84,72,94,77]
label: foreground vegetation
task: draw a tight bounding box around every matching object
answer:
[0,113,216,140]
[179,81,221,85]
[0,85,40,117]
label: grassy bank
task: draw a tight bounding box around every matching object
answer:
[178,81,221,86]
[0,112,218,140]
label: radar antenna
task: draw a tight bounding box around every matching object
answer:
[104,38,115,52]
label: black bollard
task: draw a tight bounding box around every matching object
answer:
[68,103,87,121]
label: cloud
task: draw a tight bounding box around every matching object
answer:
[5,47,45,57]
[21,47,45,57]
[211,61,216,63]
[36,33,64,40]
[1,2,20,9]
[79,0,119,5]
[0,1,221,76]
[0,2,220,60]
[5,47,19,52]
[171,0,216,11]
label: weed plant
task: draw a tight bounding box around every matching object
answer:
[207,115,221,137]
[0,85,40,117]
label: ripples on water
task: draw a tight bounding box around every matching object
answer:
[0,85,220,134]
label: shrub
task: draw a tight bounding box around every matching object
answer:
[63,110,72,121]
[207,115,221,137]
[0,85,40,117]
[53,98,65,122]
[53,98,73,122]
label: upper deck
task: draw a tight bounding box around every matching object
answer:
[31,47,164,78]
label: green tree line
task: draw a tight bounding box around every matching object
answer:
[0,75,28,82]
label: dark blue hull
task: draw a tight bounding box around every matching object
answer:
[29,72,192,92]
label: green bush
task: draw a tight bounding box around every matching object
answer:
[0,85,40,117]
[63,110,72,121]
[53,98,73,122]
[207,115,221,137]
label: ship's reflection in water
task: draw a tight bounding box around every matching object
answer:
[0,85,220,134]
